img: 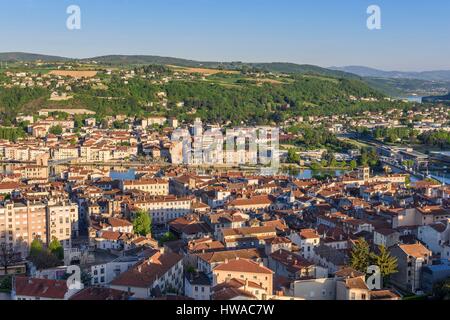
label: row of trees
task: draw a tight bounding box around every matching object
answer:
[29,238,64,270]
[374,127,419,143]
[418,130,450,149]
[286,125,355,152]
[366,125,450,150]
[0,127,26,141]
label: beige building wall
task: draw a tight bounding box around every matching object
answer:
[47,202,79,247]
[0,201,47,256]
[213,268,273,295]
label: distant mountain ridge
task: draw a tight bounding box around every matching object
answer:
[0,52,358,79]
[0,52,71,62]
[3,52,449,96]
[85,55,358,78]
[2,52,448,81]
[330,65,450,82]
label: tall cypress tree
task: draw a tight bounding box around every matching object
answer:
[350,238,371,273]
[371,245,398,282]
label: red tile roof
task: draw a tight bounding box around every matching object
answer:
[70,287,133,300]
[14,277,69,299]
[111,251,182,288]
[213,258,273,275]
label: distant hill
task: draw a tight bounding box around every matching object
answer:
[330,65,450,82]
[6,52,450,96]
[0,52,359,79]
[423,92,450,104]
[248,62,360,79]
[364,77,450,97]
[84,54,212,67]
[0,52,71,62]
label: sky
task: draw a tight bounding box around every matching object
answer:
[0,0,449,71]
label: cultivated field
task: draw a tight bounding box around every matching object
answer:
[49,70,98,78]
[39,108,96,115]
[167,65,239,76]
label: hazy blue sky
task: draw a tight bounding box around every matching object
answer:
[0,0,449,71]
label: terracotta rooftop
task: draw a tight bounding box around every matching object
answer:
[335,267,366,279]
[228,195,273,207]
[212,287,257,300]
[111,251,182,288]
[344,277,370,290]
[70,287,133,300]
[196,248,265,264]
[398,243,431,259]
[14,277,69,299]
[107,217,133,228]
[213,258,273,275]
[370,289,401,300]
[299,228,320,239]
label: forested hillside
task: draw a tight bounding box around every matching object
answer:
[0,70,412,126]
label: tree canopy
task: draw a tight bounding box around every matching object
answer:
[133,210,152,237]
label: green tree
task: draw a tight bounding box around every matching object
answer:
[350,159,358,170]
[287,148,300,164]
[329,156,338,168]
[350,238,371,273]
[0,275,12,292]
[159,232,177,244]
[405,175,411,187]
[49,125,63,135]
[370,245,398,283]
[433,278,450,300]
[29,249,62,270]
[48,237,64,261]
[29,238,44,257]
[133,210,152,236]
[29,238,62,270]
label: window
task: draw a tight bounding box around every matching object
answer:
[351,293,356,300]
[361,294,367,300]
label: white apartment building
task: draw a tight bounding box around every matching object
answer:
[418,220,450,257]
[52,146,79,161]
[46,200,79,247]
[120,179,169,196]
[290,229,321,260]
[133,196,192,225]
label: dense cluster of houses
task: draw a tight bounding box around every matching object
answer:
[2,152,450,301]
